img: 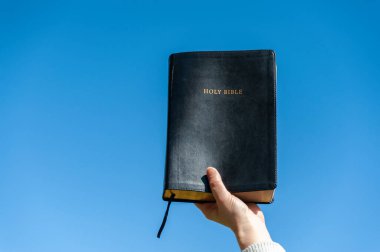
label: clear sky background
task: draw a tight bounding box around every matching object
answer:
[1,1,379,251]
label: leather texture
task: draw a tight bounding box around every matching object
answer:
[163,50,277,203]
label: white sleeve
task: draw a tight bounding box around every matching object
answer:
[242,241,286,252]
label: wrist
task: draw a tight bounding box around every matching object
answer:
[232,221,272,250]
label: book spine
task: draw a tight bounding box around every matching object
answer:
[162,54,176,196]
[273,52,278,189]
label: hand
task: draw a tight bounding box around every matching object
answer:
[195,167,272,250]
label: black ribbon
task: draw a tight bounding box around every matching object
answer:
[157,193,175,238]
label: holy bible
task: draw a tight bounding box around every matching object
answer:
[162,49,277,204]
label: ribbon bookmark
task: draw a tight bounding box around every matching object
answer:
[157,193,175,238]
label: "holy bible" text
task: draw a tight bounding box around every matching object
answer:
[203,88,243,95]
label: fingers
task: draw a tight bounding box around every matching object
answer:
[194,202,205,214]
[207,167,231,204]
[247,203,265,223]
[194,202,217,220]
[246,203,261,213]
[194,202,215,213]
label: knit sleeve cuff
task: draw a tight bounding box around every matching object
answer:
[241,241,286,252]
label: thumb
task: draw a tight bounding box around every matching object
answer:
[207,167,231,204]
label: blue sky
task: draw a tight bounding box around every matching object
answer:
[0,1,379,251]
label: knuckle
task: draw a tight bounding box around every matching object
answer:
[227,196,235,209]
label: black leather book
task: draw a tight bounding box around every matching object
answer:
[162,50,277,204]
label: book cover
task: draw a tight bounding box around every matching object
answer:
[162,50,277,204]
